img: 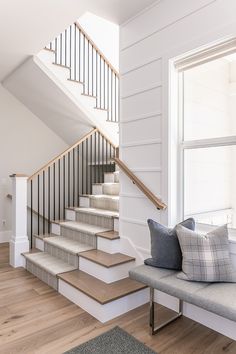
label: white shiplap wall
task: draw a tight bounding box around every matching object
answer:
[120,0,236,255]
[119,0,236,339]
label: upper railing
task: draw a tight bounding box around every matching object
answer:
[114,157,167,210]
[28,128,117,245]
[46,22,119,123]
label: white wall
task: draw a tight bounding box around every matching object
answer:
[0,84,68,241]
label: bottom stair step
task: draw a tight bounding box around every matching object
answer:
[58,270,149,323]
[23,252,77,290]
[58,270,147,304]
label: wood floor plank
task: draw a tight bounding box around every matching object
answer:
[0,244,235,354]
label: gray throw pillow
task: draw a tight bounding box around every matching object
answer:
[176,224,236,282]
[144,218,195,270]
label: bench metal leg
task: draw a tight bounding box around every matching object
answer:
[149,287,183,335]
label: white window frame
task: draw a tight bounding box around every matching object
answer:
[170,38,236,239]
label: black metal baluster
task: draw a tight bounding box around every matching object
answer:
[109,143,112,171]
[82,141,84,194]
[100,56,102,108]
[70,25,72,80]
[58,159,61,220]
[92,46,94,96]
[30,180,33,247]
[43,170,45,234]
[102,135,104,181]
[98,132,100,183]
[73,148,75,207]
[60,33,62,65]
[74,24,77,81]
[111,72,113,122]
[78,28,81,82]
[53,163,56,220]
[107,66,109,121]
[103,60,105,109]
[95,131,97,183]
[77,145,80,204]
[83,34,85,93]
[106,139,108,171]
[86,138,88,194]
[48,167,50,233]
[96,52,98,108]
[55,37,58,64]
[65,29,67,66]
[88,41,90,95]
[68,152,70,207]
[90,135,93,193]
[63,156,65,219]
[115,75,117,122]
[37,175,40,235]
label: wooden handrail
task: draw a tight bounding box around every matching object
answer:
[75,22,119,78]
[28,127,117,180]
[113,157,167,210]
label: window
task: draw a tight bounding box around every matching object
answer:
[176,43,236,233]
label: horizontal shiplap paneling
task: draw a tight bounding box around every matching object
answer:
[121,59,162,97]
[120,0,235,74]
[121,143,161,169]
[121,114,162,143]
[121,86,161,120]
[119,219,151,251]
[120,196,161,224]
[120,170,162,197]
[121,0,216,51]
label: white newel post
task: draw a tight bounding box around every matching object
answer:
[10,174,29,267]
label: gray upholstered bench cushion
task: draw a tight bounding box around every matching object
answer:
[129,265,236,322]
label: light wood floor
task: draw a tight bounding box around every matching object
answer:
[0,243,235,354]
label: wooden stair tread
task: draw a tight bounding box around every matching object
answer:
[58,270,147,304]
[74,207,119,219]
[79,250,135,267]
[96,230,120,240]
[59,221,111,235]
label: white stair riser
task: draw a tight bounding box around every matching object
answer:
[114,218,119,232]
[76,212,114,229]
[104,173,115,183]
[65,209,76,221]
[51,223,61,235]
[90,197,119,212]
[80,196,90,208]
[92,185,103,195]
[97,237,120,254]
[92,184,119,196]
[114,172,119,183]
[34,237,44,252]
[79,257,135,283]
[102,183,119,196]
[58,279,149,323]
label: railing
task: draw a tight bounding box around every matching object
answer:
[113,157,167,210]
[28,128,117,245]
[45,22,119,123]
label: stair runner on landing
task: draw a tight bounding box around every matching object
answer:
[23,169,148,322]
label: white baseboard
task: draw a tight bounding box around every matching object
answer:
[0,230,11,243]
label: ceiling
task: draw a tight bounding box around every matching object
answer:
[0,0,156,81]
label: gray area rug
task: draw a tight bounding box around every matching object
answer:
[64,326,157,354]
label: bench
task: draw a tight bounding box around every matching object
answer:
[129,265,236,335]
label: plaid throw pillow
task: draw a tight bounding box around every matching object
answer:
[176,224,236,282]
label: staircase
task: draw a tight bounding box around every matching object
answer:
[23,152,148,323]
